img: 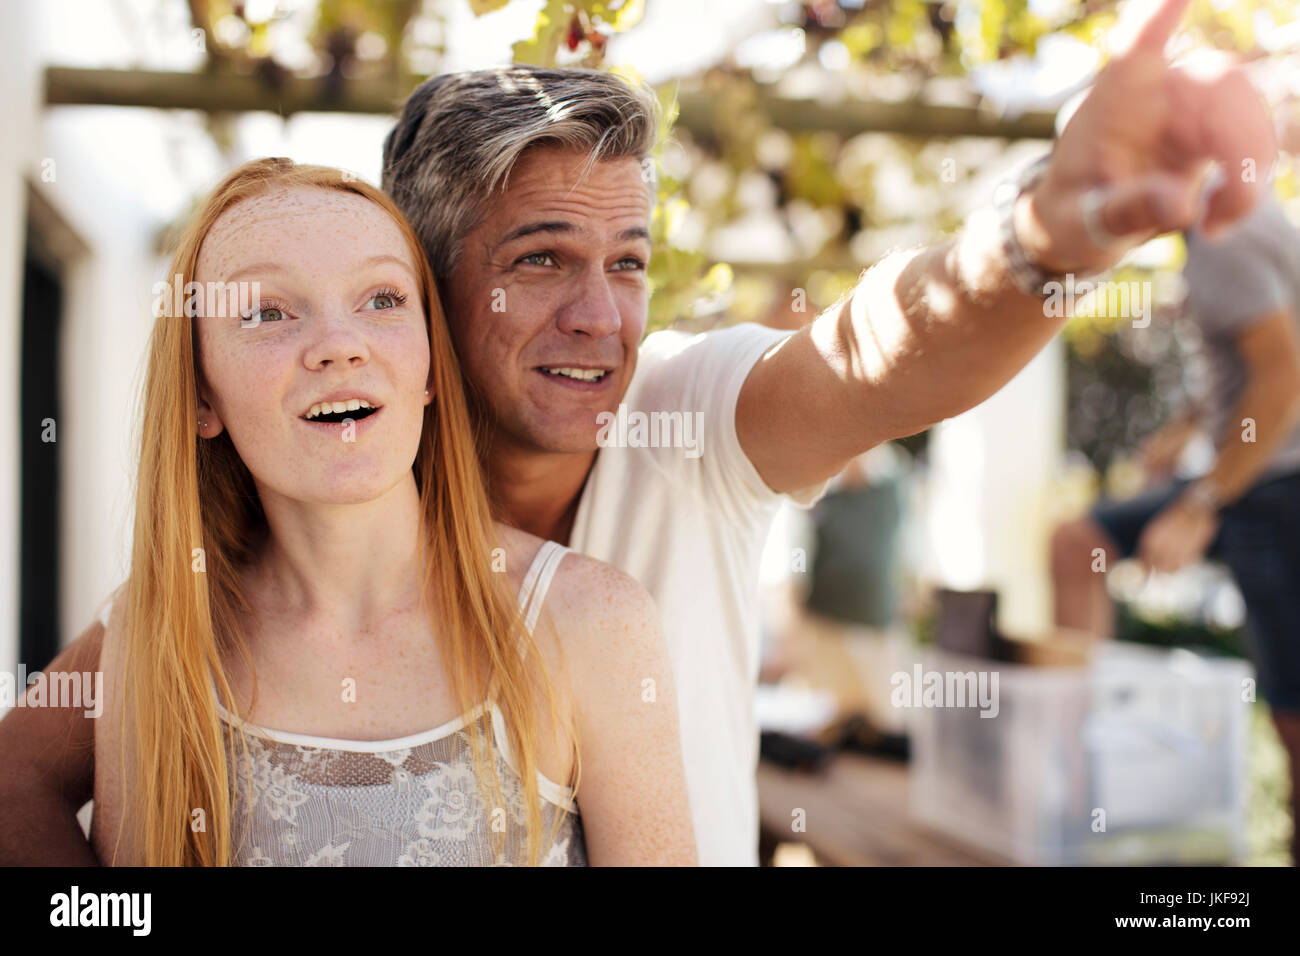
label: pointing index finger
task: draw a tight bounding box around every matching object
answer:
[1112,0,1192,59]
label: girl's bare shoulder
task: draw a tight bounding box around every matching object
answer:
[491,523,662,694]
[491,522,658,642]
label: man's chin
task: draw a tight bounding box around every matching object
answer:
[527,432,602,456]
[503,414,604,455]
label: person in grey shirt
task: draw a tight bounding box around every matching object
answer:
[1187,197,1300,479]
[1053,193,1300,864]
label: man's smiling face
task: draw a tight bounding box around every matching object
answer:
[442,144,652,454]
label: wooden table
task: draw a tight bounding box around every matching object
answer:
[757,751,1009,866]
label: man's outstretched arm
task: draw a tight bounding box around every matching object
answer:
[0,623,103,865]
[738,0,1277,493]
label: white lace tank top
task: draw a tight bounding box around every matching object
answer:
[98,541,585,867]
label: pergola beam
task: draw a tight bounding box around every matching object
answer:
[44,66,412,116]
[676,90,1055,141]
[44,66,1057,141]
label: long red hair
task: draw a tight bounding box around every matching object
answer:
[110,158,573,865]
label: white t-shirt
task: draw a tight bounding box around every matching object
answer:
[568,323,827,865]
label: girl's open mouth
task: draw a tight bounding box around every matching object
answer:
[304,405,380,424]
[299,403,384,435]
[302,398,379,424]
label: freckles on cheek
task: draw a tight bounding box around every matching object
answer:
[193,328,229,414]
[395,332,433,390]
[204,332,282,424]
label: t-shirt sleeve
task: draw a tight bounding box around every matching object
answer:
[1185,234,1290,337]
[633,324,830,526]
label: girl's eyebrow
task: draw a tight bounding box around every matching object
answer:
[225,261,286,283]
[225,254,418,285]
[360,254,420,281]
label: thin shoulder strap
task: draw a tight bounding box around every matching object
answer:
[516,540,570,636]
[484,542,570,703]
[95,584,125,629]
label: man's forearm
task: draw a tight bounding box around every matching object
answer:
[0,780,99,865]
[0,624,103,865]
[840,201,1068,442]
[738,203,1074,494]
[1203,379,1300,503]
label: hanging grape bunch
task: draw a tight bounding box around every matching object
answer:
[564,10,609,58]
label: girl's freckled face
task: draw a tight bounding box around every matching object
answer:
[193,187,431,506]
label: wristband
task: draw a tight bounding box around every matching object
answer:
[1182,478,1223,513]
[993,153,1100,299]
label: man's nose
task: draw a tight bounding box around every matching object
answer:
[303,306,370,369]
[555,266,622,339]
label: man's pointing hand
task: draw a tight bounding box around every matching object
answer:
[1018,0,1278,276]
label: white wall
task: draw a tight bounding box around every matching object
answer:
[0,0,172,683]
[47,105,167,650]
[923,337,1066,638]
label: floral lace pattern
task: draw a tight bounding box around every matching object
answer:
[224,708,586,867]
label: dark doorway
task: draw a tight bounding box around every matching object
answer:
[20,254,63,673]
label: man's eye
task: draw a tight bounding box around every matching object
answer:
[613,257,646,271]
[518,252,555,267]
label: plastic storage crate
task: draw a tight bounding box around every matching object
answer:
[909,642,1251,865]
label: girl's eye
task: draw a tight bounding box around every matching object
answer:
[246,306,285,323]
[364,289,408,311]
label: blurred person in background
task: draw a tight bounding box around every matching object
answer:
[755,285,914,734]
[1051,108,1300,863]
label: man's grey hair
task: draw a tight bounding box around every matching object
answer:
[382,65,661,282]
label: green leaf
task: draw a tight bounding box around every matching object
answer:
[840,21,883,58]
[513,0,572,66]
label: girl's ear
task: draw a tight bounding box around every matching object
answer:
[196,389,225,438]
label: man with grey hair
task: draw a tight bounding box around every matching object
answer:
[379,67,830,865]
[0,0,1282,865]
